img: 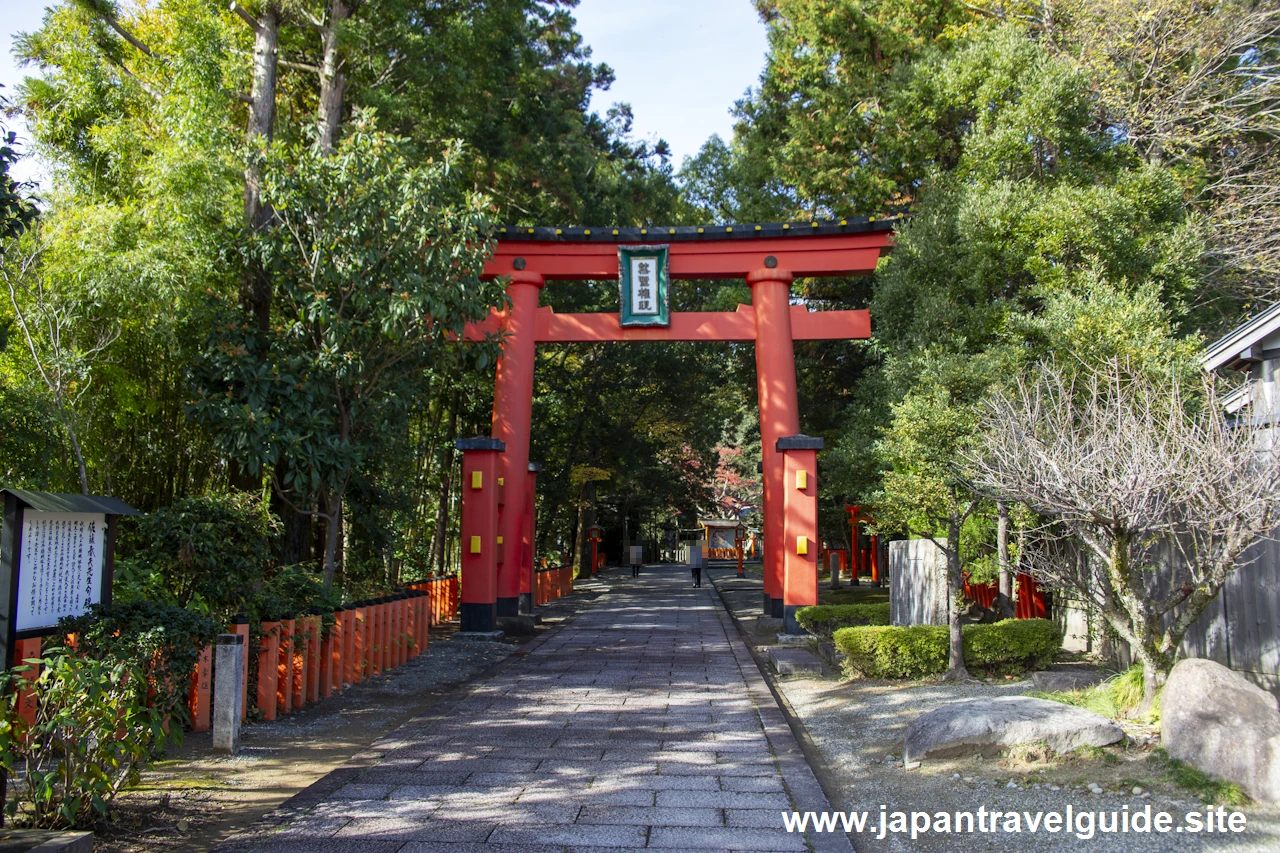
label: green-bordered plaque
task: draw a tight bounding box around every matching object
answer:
[618,245,670,327]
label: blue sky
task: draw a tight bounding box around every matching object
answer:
[1,0,769,187]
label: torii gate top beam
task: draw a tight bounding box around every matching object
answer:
[481,218,896,281]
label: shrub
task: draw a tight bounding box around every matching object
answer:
[833,619,1062,678]
[964,619,1063,674]
[0,650,168,827]
[252,563,343,623]
[59,601,220,729]
[794,603,891,636]
[834,625,950,678]
[116,493,278,620]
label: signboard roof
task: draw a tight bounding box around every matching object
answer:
[2,489,140,516]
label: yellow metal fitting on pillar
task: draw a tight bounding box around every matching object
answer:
[498,477,504,486]
[797,537,809,556]
[796,470,808,490]
[496,536,504,545]
[469,536,482,554]
[471,471,482,489]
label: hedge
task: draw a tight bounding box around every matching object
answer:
[793,603,891,636]
[833,619,1063,679]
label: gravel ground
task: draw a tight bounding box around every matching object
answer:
[708,568,1280,853]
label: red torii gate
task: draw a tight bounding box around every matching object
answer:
[457,220,895,634]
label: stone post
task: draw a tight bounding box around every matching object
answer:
[213,634,245,754]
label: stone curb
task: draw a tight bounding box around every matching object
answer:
[709,570,855,853]
[0,831,93,853]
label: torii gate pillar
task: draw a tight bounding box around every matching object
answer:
[492,271,543,617]
[749,267,800,618]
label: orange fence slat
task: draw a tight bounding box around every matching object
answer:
[15,637,41,729]
[188,643,212,732]
[258,621,280,721]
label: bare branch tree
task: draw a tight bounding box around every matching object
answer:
[966,359,1280,711]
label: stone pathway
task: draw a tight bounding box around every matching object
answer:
[216,564,849,852]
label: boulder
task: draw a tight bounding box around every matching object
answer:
[1031,668,1109,693]
[903,696,1125,763]
[1161,658,1280,804]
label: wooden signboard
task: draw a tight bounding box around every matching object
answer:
[617,244,670,328]
[0,490,139,669]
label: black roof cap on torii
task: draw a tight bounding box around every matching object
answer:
[492,215,899,243]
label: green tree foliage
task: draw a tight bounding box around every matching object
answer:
[116,493,279,618]
[9,0,682,583]
[737,0,976,215]
[0,95,37,245]
[191,120,504,586]
[698,2,1261,683]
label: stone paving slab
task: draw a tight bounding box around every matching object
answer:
[216,565,851,852]
[768,647,823,675]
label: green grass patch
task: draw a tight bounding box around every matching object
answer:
[1147,749,1250,805]
[1030,665,1159,723]
[1072,744,1121,765]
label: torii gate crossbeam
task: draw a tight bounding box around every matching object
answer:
[455,220,895,634]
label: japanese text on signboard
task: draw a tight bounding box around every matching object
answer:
[16,511,106,632]
[630,257,658,315]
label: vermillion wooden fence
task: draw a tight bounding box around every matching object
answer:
[534,564,574,606]
[12,576,469,731]
[962,572,1047,619]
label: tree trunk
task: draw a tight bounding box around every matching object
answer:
[271,463,314,567]
[997,501,1014,619]
[241,2,280,333]
[430,390,459,574]
[1132,642,1169,717]
[622,505,630,559]
[315,0,349,155]
[63,410,89,495]
[941,517,973,682]
[574,480,596,578]
[321,489,343,589]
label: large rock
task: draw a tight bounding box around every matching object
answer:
[1161,658,1280,804]
[904,696,1125,763]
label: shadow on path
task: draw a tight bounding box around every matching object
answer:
[214,563,848,853]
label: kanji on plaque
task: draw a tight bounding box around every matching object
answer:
[630,257,659,316]
[16,511,106,632]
